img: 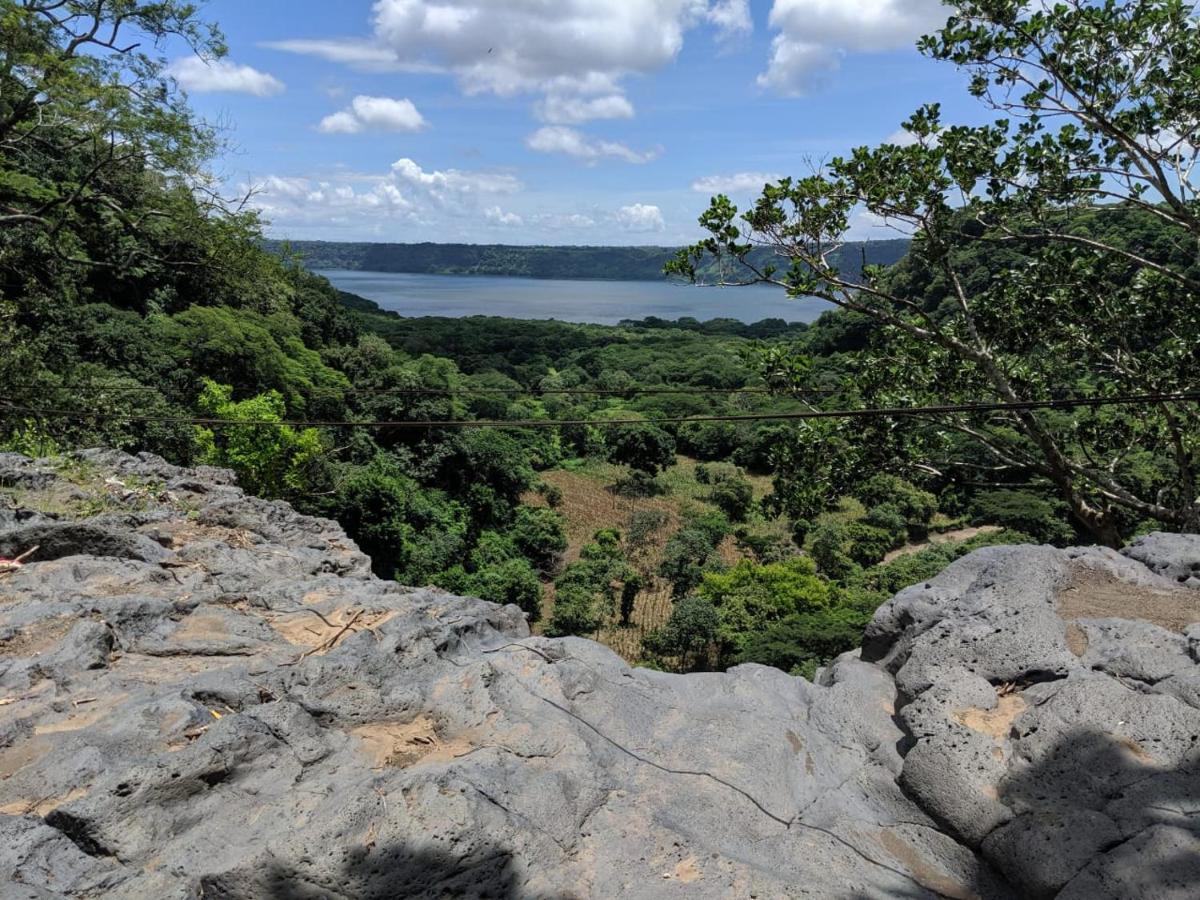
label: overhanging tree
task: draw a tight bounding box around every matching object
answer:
[671,0,1200,544]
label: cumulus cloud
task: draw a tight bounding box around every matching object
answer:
[535,93,635,125]
[318,96,428,134]
[270,1,750,122]
[245,158,521,235]
[616,203,666,232]
[484,206,524,227]
[526,126,660,164]
[167,57,284,96]
[692,172,782,193]
[758,0,949,95]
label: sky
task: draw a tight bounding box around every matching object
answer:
[169,0,979,246]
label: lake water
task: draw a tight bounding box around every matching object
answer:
[315,269,831,326]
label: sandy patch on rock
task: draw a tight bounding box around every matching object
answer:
[955,693,1027,740]
[352,716,476,768]
[879,828,977,900]
[0,786,89,818]
[268,608,396,651]
[0,616,75,657]
[1058,565,1200,634]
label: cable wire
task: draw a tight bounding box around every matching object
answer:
[4,392,1198,431]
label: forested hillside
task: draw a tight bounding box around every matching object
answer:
[3,1,1198,679]
[266,239,911,283]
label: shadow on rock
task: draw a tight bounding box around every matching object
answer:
[199,839,557,900]
[980,725,1200,899]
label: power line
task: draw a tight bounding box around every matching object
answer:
[35,381,835,398]
[4,392,1198,431]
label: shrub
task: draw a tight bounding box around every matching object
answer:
[511,506,568,573]
[659,527,724,597]
[737,607,870,680]
[466,558,543,621]
[709,475,754,523]
[855,475,937,535]
[613,470,662,497]
[808,523,859,580]
[862,503,909,549]
[643,596,720,671]
[970,490,1078,545]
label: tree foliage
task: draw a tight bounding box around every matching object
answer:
[673,0,1200,545]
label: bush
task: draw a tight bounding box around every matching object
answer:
[613,470,662,497]
[854,475,937,536]
[709,475,754,523]
[465,558,543,621]
[659,527,724,597]
[734,526,798,564]
[970,490,1078,545]
[643,596,720,671]
[737,607,870,680]
[862,503,909,549]
[809,523,859,580]
[537,481,564,508]
[511,506,568,573]
[627,509,669,552]
[844,523,896,567]
[546,585,603,637]
[696,556,833,661]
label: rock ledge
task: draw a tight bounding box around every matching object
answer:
[2,451,1198,899]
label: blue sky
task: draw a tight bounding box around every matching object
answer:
[171,1,977,245]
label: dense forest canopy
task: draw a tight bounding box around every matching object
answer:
[3,0,1198,679]
[265,239,910,283]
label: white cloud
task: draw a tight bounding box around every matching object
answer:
[271,2,750,123]
[167,57,284,96]
[389,157,521,199]
[692,172,782,193]
[533,212,598,230]
[708,0,753,39]
[616,203,666,232]
[885,127,920,147]
[526,126,660,164]
[245,158,521,235]
[484,206,524,227]
[758,0,948,94]
[261,39,398,70]
[318,96,428,134]
[535,93,635,125]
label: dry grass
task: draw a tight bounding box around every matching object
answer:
[526,456,777,663]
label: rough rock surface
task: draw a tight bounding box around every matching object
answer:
[1,451,1198,899]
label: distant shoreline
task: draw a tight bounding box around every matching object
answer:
[265,238,910,284]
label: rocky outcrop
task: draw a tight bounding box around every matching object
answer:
[1,451,1198,899]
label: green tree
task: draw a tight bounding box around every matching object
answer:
[511,506,568,574]
[546,529,637,637]
[709,474,755,523]
[194,380,323,498]
[644,596,720,671]
[608,423,676,476]
[1,2,225,247]
[327,455,468,584]
[695,556,834,662]
[441,558,543,622]
[673,0,1200,544]
[658,526,724,597]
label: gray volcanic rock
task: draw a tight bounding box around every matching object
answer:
[1,452,1199,899]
